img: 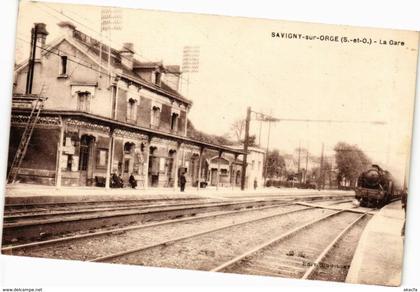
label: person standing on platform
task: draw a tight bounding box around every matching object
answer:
[129,174,137,189]
[180,172,187,192]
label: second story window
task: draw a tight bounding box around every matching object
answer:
[154,71,161,86]
[151,106,161,128]
[77,92,91,112]
[124,142,135,154]
[171,113,179,132]
[60,56,68,76]
[127,98,137,122]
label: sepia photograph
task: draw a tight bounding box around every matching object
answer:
[0,0,419,290]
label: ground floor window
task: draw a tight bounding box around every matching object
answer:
[96,149,108,169]
[66,155,73,171]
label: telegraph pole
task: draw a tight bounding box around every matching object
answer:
[305,149,309,183]
[319,142,324,190]
[258,120,263,146]
[241,107,251,190]
[263,118,272,187]
[297,141,301,182]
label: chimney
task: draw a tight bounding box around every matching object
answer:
[34,23,48,61]
[57,21,76,38]
[120,42,134,70]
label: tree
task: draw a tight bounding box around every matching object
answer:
[334,142,371,187]
[243,134,257,147]
[230,118,245,142]
[187,119,235,145]
[264,149,286,179]
[309,160,332,188]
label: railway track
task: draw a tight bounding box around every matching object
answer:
[82,203,371,282]
[2,203,310,256]
[3,198,220,216]
[2,194,352,244]
[3,198,372,283]
[82,202,368,266]
[213,209,372,281]
[3,193,353,217]
[3,199,251,222]
[3,198,351,255]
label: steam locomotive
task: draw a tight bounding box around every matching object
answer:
[355,164,400,208]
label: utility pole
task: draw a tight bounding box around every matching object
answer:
[329,161,332,189]
[305,150,309,183]
[241,107,251,190]
[319,143,324,190]
[263,118,272,187]
[297,141,301,182]
[258,119,263,146]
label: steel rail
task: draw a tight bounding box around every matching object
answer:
[325,199,353,206]
[3,199,220,216]
[295,202,376,215]
[301,213,367,280]
[4,197,212,208]
[89,206,317,263]
[2,202,307,253]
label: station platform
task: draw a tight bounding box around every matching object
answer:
[346,200,405,286]
[1,183,354,205]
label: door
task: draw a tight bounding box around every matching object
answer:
[211,168,218,186]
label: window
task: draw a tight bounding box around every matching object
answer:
[152,106,161,128]
[171,113,179,132]
[155,71,161,86]
[127,98,137,121]
[65,155,73,171]
[96,149,108,169]
[60,56,68,75]
[124,142,135,154]
[251,160,255,170]
[77,92,91,112]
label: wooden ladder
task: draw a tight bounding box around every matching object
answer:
[7,96,46,183]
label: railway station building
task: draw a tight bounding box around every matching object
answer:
[8,22,250,189]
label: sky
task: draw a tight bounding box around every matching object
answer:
[14,0,419,183]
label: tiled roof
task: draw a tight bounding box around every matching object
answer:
[133,60,163,68]
[71,28,191,105]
